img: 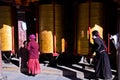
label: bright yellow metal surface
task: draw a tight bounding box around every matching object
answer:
[90,24,103,44]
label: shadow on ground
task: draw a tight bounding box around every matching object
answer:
[3,52,118,80]
[50,63,96,80]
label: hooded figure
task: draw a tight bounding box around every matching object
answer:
[29,34,36,40]
[27,34,40,76]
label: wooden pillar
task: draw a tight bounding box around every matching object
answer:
[88,0,91,55]
[0,50,2,79]
[35,3,39,43]
[12,27,15,54]
[117,6,120,80]
[108,33,110,54]
[53,0,56,54]
[0,35,2,79]
[73,2,77,55]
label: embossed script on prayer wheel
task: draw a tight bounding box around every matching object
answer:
[1,24,12,51]
[40,30,53,53]
[39,4,63,53]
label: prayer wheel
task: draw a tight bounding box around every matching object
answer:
[77,2,105,55]
[39,4,63,53]
[0,6,12,51]
[0,24,12,51]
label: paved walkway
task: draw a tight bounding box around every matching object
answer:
[1,60,117,80]
[2,62,68,80]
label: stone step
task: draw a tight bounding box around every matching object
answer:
[41,64,62,75]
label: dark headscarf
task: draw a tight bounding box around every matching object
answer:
[92,30,99,36]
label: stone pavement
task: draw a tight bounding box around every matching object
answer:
[1,60,117,80]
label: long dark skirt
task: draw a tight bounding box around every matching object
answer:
[94,52,112,79]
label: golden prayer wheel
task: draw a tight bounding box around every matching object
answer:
[0,6,12,51]
[77,2,105,55]
[0,24,12,51]
[39,4,63,53]
[40,30,53,53]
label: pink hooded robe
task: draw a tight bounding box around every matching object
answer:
[27,34,40,75]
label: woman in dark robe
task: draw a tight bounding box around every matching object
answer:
[19,40,28,73]
[92,30,112,80]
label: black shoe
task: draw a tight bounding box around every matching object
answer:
[31,74,35,76]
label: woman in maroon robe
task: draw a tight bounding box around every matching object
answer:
[27,34,40,76]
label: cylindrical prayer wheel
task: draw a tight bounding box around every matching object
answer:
[77,2,105,55]
[0,24,12,51]
[39,4,63,53]
[0,6,12,51]
[40,31,53,53]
